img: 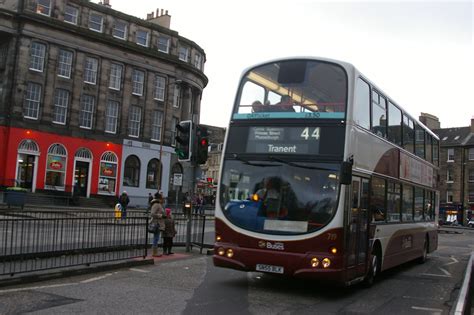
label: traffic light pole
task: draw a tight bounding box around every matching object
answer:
[185,161,196,252]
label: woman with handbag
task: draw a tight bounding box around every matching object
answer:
[149,192,165,257]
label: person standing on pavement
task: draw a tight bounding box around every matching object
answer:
[147,193,153,210]
[118,191,130,220]
[162,208,177,255]
[149,192,165,257]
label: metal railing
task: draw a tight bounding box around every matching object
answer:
[0,209,215,278]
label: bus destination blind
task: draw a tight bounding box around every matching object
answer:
[246,127,320,155]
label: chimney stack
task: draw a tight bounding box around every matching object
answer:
[146,12,154,20]
[148,8,171,29]
[103,0,111,7]
[471,116,474,133]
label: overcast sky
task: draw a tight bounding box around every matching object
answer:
[96,0,473,129]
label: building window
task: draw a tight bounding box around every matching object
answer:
[447,191,453,203]
[194,52,202,70]
[109,63,122,90]
[151,110,163,141]
[469,190,474,203]
[64,5,78,24]
[52,89,69,125]
[171,117,178,146]
[29,42,46,72]
[84,57,98,84]
[105,100,119,134]
[98,151,118,195]
[57,49,73,78]
[113,20,127,40]
[132,69,145,96]
[447,169,454,183]
[146,159,160,189]
[154,75,166,101]
[123,155,140,187]
[178,46,189,62]
[469,148,474,160]
[128,106,141,137]
[89,12,103,32]
[36,0,51,16]
[468,169,474,182]
[447,148,454,162]
[172,85,181,108]
[79,94,95,129]
[45,144,67,189]
[158,36,170,53]
[24,83,42,119]
[136,30,149,47]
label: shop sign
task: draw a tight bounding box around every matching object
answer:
[100,162,117,177]
[47,155,66,171]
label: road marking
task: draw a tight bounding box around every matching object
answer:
[0,282,77,294]
[129,268,149,273]
[411,306,443,313]
[79,273,113,283]
[422,256,457,278]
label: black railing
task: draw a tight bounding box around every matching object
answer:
[0,209,215,278]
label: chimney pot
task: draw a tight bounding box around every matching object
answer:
[156,8,160,16]
[165,10,168,15]
[161,9,164,16]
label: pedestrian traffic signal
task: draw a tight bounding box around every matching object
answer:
[175,120,193,162]
[196,125,209,165]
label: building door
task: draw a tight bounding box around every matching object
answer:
[345,176,370,280]
[74,161,89,197]
[17,154,36,189]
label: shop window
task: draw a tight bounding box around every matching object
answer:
[123,155,140,187]
[146,159,160,189]
[45,143,67,190]
[98,151,118,194]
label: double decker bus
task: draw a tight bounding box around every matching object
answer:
[213,57,439,286]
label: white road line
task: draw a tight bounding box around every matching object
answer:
[0,282,78,294]
[411,306,443,313]
[129,268,149,273]
[79,273,113,283]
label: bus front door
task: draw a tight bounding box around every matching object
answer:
[346,176,369,281]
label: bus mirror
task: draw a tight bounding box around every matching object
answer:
[340,161,352,185]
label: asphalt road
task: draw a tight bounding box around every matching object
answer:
[0,229,472,315]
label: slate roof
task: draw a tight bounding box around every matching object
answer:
[434,127,473,147]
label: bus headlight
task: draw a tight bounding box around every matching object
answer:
[226,249,234,258]
[322,258,331,268]
[310,257,320,268]
[217,247,225,256]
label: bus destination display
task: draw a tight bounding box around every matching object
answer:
[246,126,320,154]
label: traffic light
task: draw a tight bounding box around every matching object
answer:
[195,125,209,165]
[175,120,193,161]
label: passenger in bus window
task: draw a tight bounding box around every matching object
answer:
[251,100,264,113]
[275,95,295,112]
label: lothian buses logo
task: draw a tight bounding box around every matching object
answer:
[258,240,284,251]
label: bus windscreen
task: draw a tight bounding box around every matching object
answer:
[233,60,347,120]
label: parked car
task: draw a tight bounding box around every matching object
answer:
[468,220,474,228]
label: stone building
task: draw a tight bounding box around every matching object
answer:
[422,114,474,223]
[0,0,207,206]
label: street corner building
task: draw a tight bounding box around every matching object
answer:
[0,0,208,206]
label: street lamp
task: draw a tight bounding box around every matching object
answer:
[157,79,182,192]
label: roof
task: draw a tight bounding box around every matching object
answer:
[434,127,473,147]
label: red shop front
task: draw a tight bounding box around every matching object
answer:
[0,127,122,197]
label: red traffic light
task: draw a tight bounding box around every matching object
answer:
[200,138,208,146]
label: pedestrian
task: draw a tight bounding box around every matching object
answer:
[149,192,165,257]
[118,191,130,220]
[162,208,177,255]
[147,193,153,209]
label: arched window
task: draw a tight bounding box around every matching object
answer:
[18,139,39,153]
[45,143,67,189]
[98,151,118,194]
[123,155,140,187]
[75,147,92,160]
[146,158,161,189]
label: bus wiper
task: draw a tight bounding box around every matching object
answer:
[232,154,280,167]
[268,156,338,171]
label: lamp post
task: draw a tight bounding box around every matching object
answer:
[157,79,182,193]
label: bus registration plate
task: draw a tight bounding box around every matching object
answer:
[256,264,284,274]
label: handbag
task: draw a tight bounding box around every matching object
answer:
[148,223,159,233]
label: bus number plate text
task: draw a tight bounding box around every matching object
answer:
[256,264,284,274]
